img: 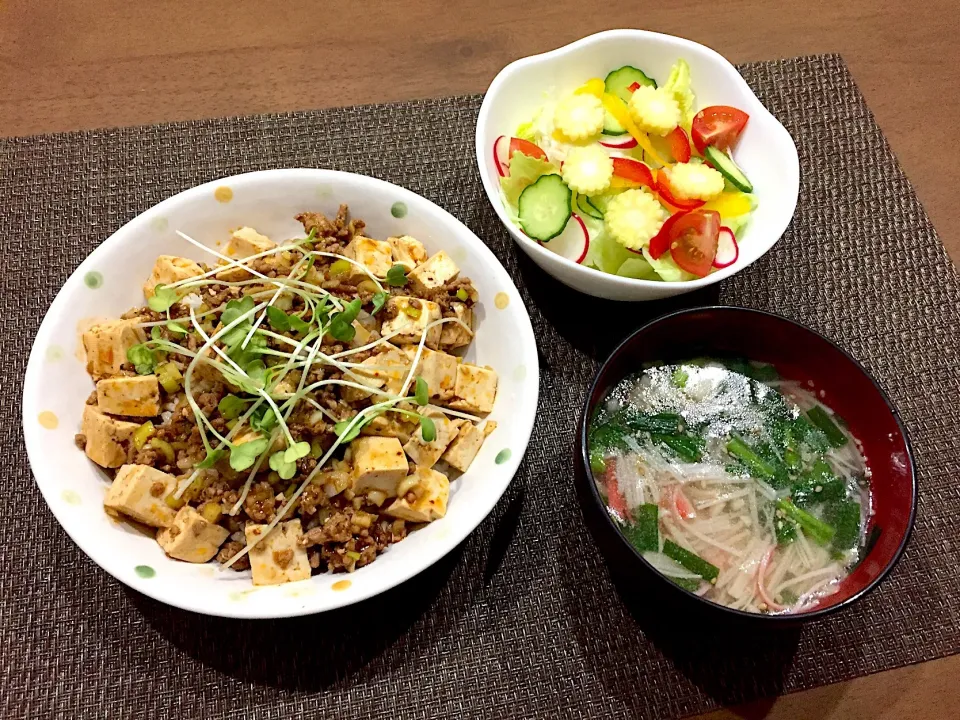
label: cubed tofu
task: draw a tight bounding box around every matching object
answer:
[439,302,474,351]
[343,347,410,402]
[449,364,498,414]
[387,235,427,271]
[344,236,393,281]
[82,319,147,379]
[157,506,230,562]
[408,251,459,293]
[96,375,161,417]
[227,227,276,258]
[245,520,311,586]
[385,466,449,523]
[381,297,442,349]
[103,464,177,527]
[351,436,409,496]
[81,405,141,468]
[402,346,458,401]
[441,421,489,473]
[214,264,253,283]
[143,255,203,299]
[216,228,277,281]
[360,414,418,445]
[349,319,376,349]
[402,407,458,468]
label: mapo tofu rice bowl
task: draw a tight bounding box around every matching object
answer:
[23,170,538,617]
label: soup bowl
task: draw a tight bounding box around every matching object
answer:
[574,306,916,622]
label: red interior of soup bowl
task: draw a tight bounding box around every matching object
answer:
[582,306,916,619]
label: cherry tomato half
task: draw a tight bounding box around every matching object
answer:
[509,137,547,161]
[656,170,706,211]
[691,106,750,154]
[611,157,654,187]
[666,126,692,163]
[667,210,721,277]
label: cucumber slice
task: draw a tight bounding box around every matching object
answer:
[602,111,627,136]
[518,174,573,242]
[577,194,604,220]
[704,146,754,193]
[604,65,657,103]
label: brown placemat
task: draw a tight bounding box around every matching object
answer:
[3,54,959,720]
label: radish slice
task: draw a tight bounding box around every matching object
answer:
[543,213,589,264]
[712,226,739,268]
[493,135,510,177]
[600,135,639,149]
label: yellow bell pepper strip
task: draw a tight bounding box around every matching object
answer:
[702,191,753,217]
[601,93,668,166]
[574,78,606,97]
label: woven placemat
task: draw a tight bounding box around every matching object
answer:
[2,54,959,720]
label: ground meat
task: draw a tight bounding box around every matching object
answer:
[216,541,250,571]
[423,277,479,310]
[196,390,223,416]
[74,434,87,450]
[302,511,354,545]
[86,390,98,405]
[201,480,236,505]
[244,481,276,523]
[273,548,294,569]
[149,481,166,498]
[299,484,327,516]
[133,447,159,467]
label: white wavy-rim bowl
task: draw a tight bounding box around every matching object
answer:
[22,168,539,618]
[476,29,800,302]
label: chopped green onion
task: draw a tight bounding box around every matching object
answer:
[132,422,155,450]
[148,438,175,464]
[328,259,351,277]
[455,288,469,302]
[402,304,422,320]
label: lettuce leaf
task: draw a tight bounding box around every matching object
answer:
[642,247,696,282]
[663,59,696,128]
[581,215,633,274]
[499,152,559,207]
[515,107,542,142]
[616,256,658,280]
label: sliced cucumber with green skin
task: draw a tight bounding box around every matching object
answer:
[518,174,573,242]
[602,111,627,136]
[577,194,604,220]
[704,145,754,193]
[604,65,657,103]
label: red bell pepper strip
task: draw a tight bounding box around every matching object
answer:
[612,157,654,187]
[649,212,685,259]
[666,126,692,163]
[656,170,706,211]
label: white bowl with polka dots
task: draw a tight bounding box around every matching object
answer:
[22,169,539,618]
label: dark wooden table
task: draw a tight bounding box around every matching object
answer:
[3,1,958,717]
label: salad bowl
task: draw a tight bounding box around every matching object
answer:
[22,169,539,618]
[476,29,800,302]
